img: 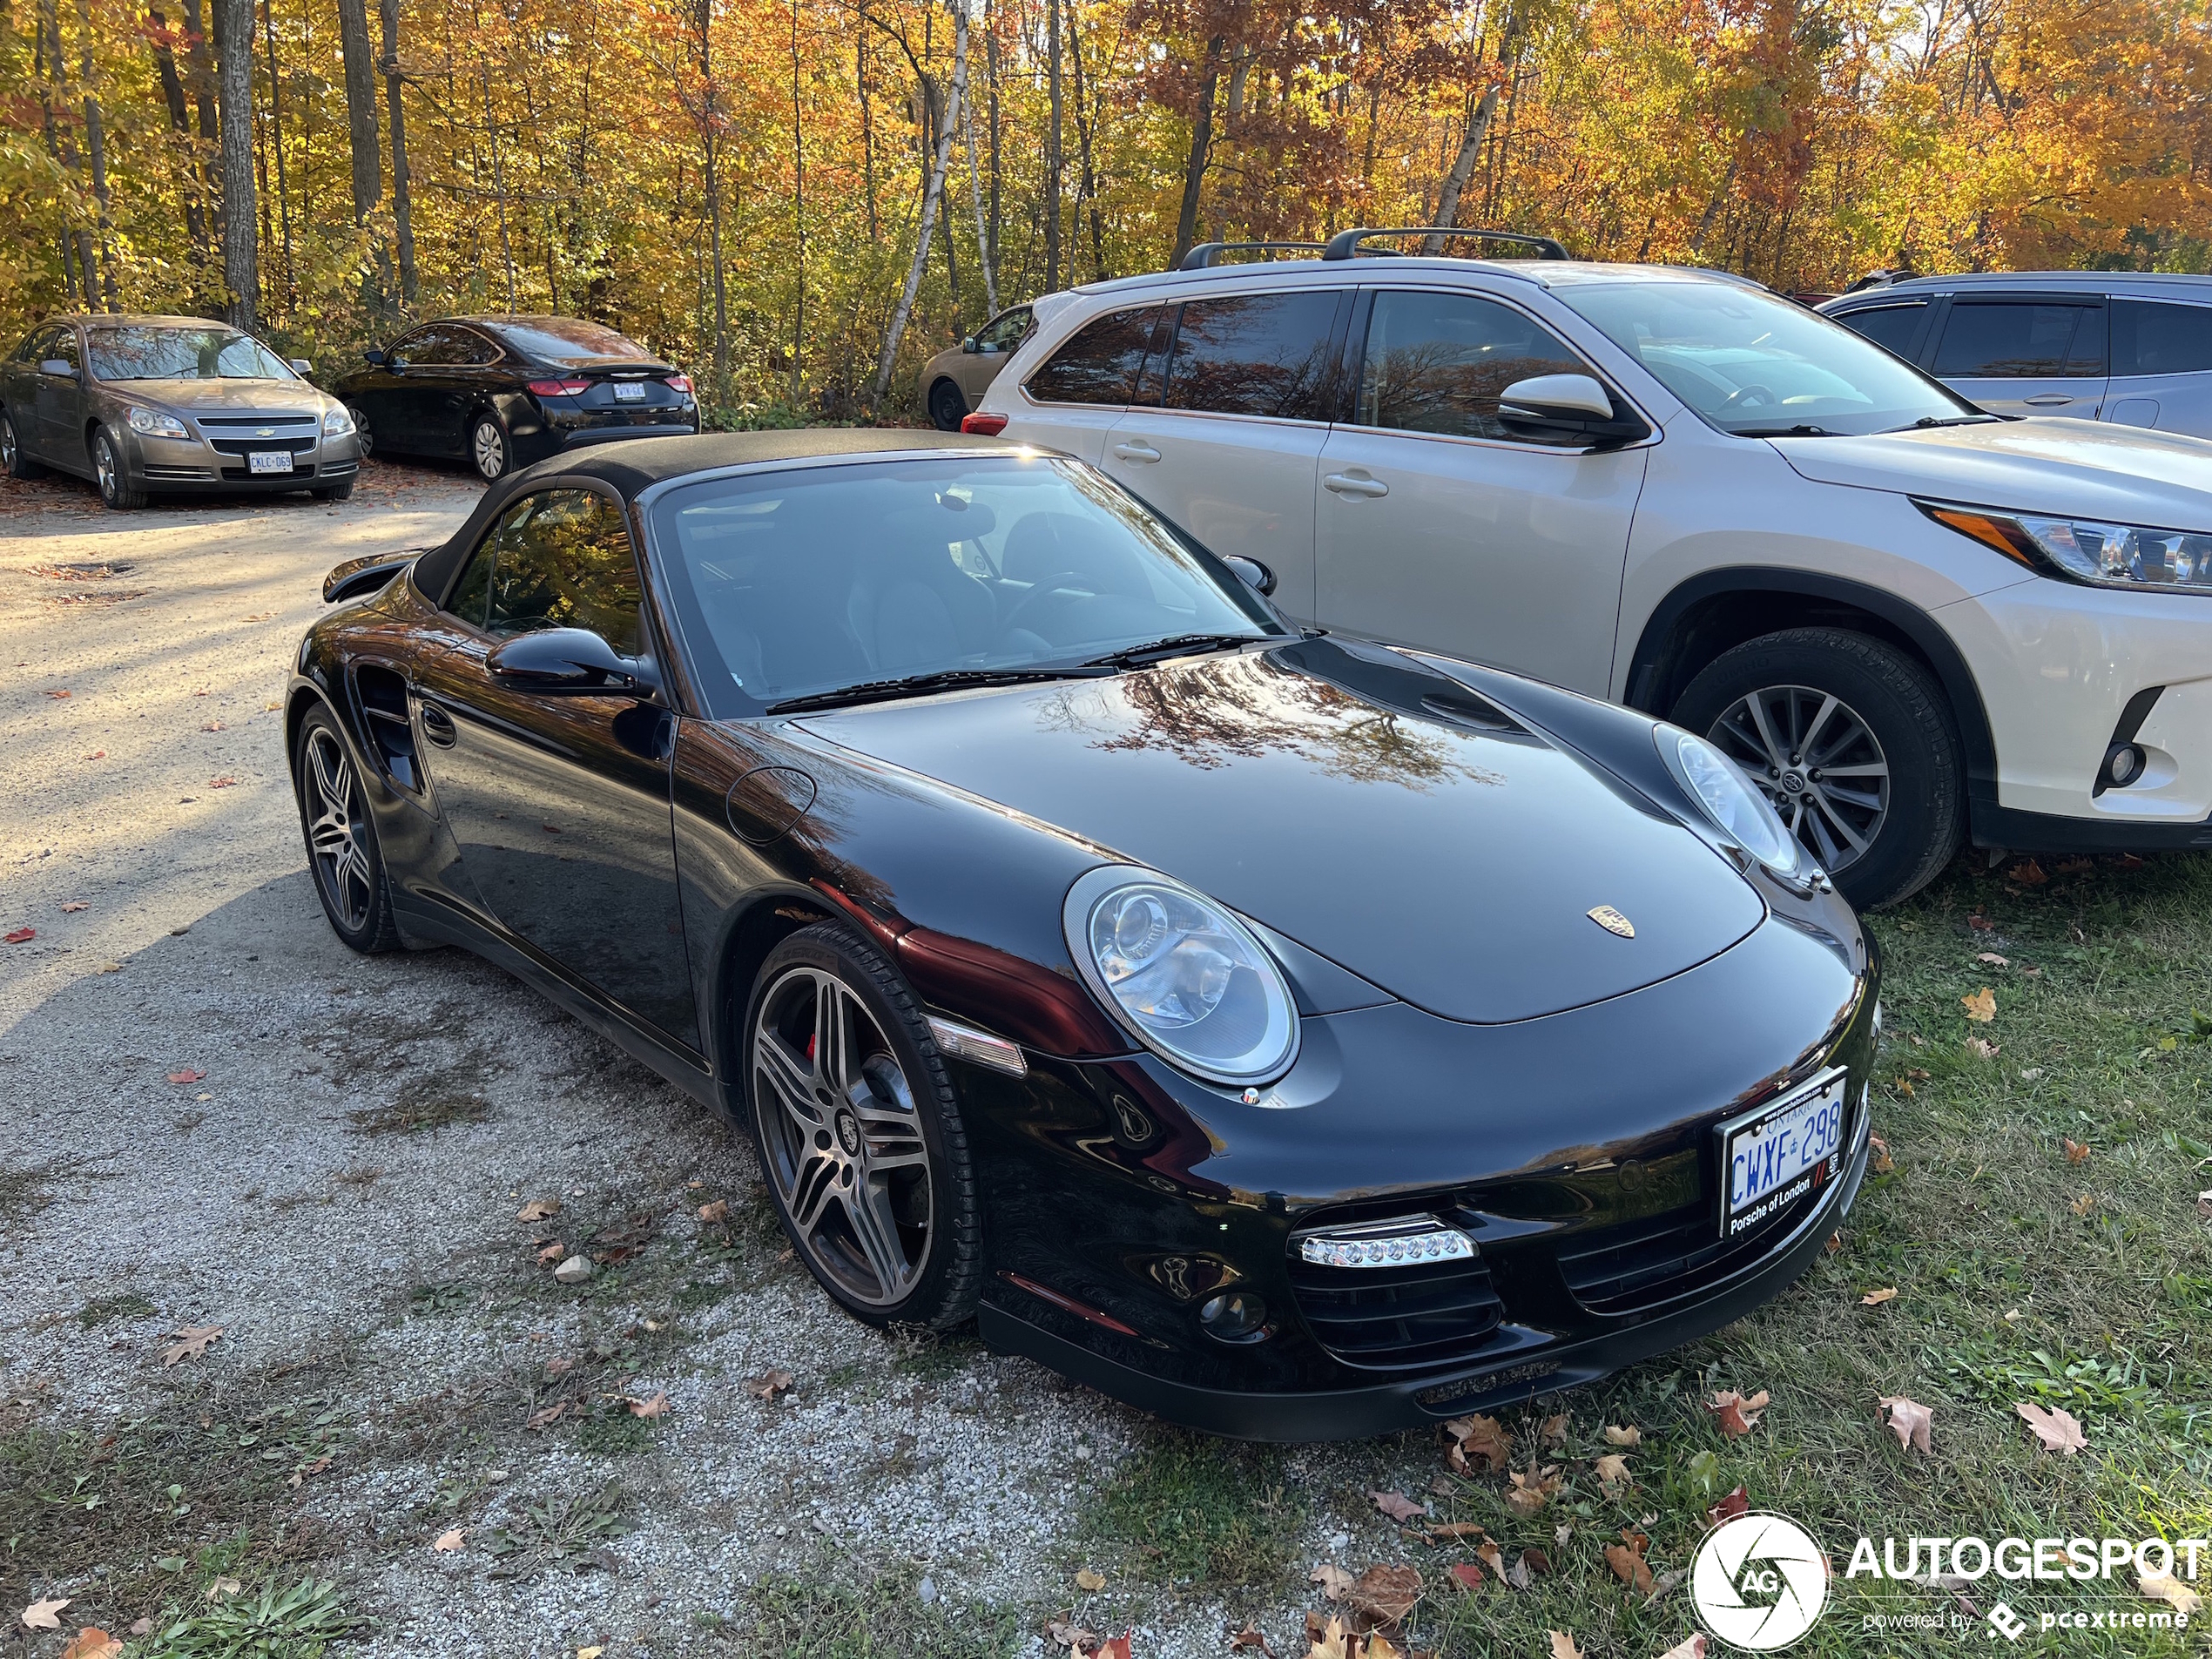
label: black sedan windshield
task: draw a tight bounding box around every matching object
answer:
[1556,281,1982,436]
[88,327,296,382]
[651,454,1283,717]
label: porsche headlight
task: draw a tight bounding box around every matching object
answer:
[1064,866,1298,1087]
[127,406,187,439]
[322,404,355,436]
[1660,726,1807,880]
[1922,501,2212,593]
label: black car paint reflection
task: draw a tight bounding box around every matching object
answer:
[289,430,1877,1440]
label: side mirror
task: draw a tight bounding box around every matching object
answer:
[362,348,387,367]
[39,358,75,379]
[487,627,658,698]
[288,357,314,374]
[1222,554,1278,597]
[961,336,979,354]
[1497,374,1649,448]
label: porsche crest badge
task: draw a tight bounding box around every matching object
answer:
[1587,905,1635,938]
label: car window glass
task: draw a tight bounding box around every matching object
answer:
[1932,302,2102,378]
[2111,300,2212,378]
[1833,303,1925,359]
[980,308,1032,351]
[21,327,59,362]
[485,489,644,654]
[86,327,289,381]
[398,325,469,367]
[442,503,522,631]
[1026,306,1163,404]
[448,328,500,367]
[51,329,82,370]
[1355,290,1590,442]
[1162,291,1339,419]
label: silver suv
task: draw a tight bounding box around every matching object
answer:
[1820,273,2212,439]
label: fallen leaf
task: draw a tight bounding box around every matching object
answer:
[1310,1563,1355,1601]
[167,1069,206,1084]
[1861,1287,1898,1306]
[1094,1635,1132,1659]
[433,1527,465,1551]
[84,750,105,759]
[1824,1231,1843,1253]
[1966,1036,2000,1060]
[1441,1413,1510,1474]
[1361,1634,1403,1659]
[1595,1453,1632,1496]
[1656,1637,1708,1659]
[21,1598,69,1629]
[3,927,34,944]
[1878,1395,1934,1453]
[745,1368,795,1399]
[1047,1621,1096,1652]
[1521,1546,1554,1577]
[1706,1486,1750,1527]
[1962,987,1997,1023]
[628,1391,670,1419]
[1474,1540,1507,1581]
[2015,1401,2087,1455]
[698,1198,732,1223]
[1347,1564,1422,1625]
[160,1325,222,1366]
[201,719,226,732]
[204,1577,240,1601]
[208,776,238,789]
[1869,1134,1895,1174]
[1447,1562,1484,1593]
[1548,1633,1585,1659]
[1605,1539,1655,1595]
[2139,1572,2203,1616]
[517,1197,562,1222]
[536,1243,565,1264]
[1075,1568,1107,1592]
[45,688,71,699]
[578,1648,604,1659]
[96,961,121,974]
[1539,1412,1570,1447]
[525,1401,570,1430]
[1967,912,1993,931]
[1228,1624,1275,1655]
[1506,1467,1561,1516]
[1370,1489,1426,1524]
[2063,1138,2091,1164]
[2070,1193,2097,1217]
[1604,1424,1642,1447]
[2009,858,2048,886]
[1977,951,2009,966]
[1301,1615,1350,1659]
[1422,1521,1487,1539]
[59,901,87,912]
[1705,1389,1769,1437]
[60,1629,120,1659]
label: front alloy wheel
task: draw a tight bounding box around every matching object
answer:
[294,710,400,951]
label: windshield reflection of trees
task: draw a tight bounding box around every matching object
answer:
[1037,652,1501,791]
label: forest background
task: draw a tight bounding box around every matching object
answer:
[3,0,2209,421]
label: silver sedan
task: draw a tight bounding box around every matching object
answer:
[0,314,364,509]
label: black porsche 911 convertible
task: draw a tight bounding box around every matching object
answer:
[290,429,1878,1440]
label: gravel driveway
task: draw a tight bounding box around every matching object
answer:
[0,462,1434,1659]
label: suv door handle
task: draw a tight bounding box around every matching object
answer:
[1111,440,1161,463]
[1324,471,1390,498]
[2023,394,2074,406]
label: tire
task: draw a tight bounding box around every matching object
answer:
[346,405,374,459]
[1,410,44,479]
[91,427,146,509]
[469,414,510,482]
[293,705,402,953]
[927,379,968,432]
[1672,626,1963,908]
[313,477,356,502]
[742,921,981,1331]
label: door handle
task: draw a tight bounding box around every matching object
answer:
[2023,394,2074,406]
[1324,471,1390,498]
[1111,440,1161,463]
[418,700,457,748]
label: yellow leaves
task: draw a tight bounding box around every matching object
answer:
[1962,987,1997,1023]
[1860,1286,1898,1306]
[1878,1395,1934,1453]
[60,1630,123,1659]
[697,1198,732,1223]
[1074,1568,1106,1593]
[2062,1138,2091,1163]
[1869,1134,1895,1174]
[2015,1401,2087,1455]
[1548,1631,1585,1659]
[1602,1423,1641,1447]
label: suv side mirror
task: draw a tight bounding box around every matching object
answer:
[1222,554,1278,597]
[1497,374,1650,448]
[38,358,75,379]
[487,627,658,698]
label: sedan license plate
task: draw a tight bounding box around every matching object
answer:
[1718,1070,1847,1238]
[247,449,293,475]
[612,382,646,401]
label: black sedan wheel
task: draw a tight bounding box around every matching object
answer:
[469,415,510,482]
[2,410,43,479]
[347,405,374,459]
[927,380,968,432]
[92,427,147,510]
[293,707,401,952]
[745,923,981,1329]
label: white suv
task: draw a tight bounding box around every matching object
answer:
[969,237,2212,905]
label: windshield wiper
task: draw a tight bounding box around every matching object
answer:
[1082,632,1271,669]
[1905,414,2000,429]
[1732,423,1836,437]
[764,664,1112,715]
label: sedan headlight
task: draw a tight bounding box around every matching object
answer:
[321,405,355,436]
[127,407,187,439]
[1658,725,1807,881]
[1922,500,2212,593]
[1063,866,1298,1087]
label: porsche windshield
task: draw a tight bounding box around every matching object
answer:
[87,327,297,382]
[1555,281,1984,436]
[650,453,1283,717]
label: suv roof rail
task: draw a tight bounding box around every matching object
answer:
[1320,226,1571,262]
[1177,240,1328,271]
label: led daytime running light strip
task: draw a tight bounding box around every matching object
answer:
[1298,1217,1475,1270]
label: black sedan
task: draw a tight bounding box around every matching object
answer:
[290,430,1878,1440]
[332,315,697,482]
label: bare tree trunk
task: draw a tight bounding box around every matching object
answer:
[964,17,995,312]
[873,0,967,404]
[378,0,416,301]
[1068,0,1102,280]
[34,1,78,306]
[790,0,805,402]
[149,9,212,258]
[857,6,878,240]
[334,0,386,300]
[261,0,293,284]
[1043,0,1062,291]
[1170,35,1224,268]
[984,0,999,275]
[480,71,515,309]
[1424,84,1500,253]
[694,0,728,396]
[212,0,257,328]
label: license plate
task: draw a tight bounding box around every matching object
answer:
[247,449,293,475]
[1717,1070,1848,1238]
[612,382,645,401]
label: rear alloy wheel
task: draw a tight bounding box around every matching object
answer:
[927,380,968,432]
[91,427,146,509]
[1673,626,1962,907]
[745,922,981,1330]
[469,415,510,482]
[2,410,43,479]
[293,707,401,952]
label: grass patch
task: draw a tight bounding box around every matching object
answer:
[737,1559,1021,1658]
[406,1281,475,1316]
[1086,1432,1304,1590]
[573,1406,656,1457]
[79,1291,157,1327]
[347,1086,492,1136]
[485,1482,631,1577]
[140,1576,362,1657]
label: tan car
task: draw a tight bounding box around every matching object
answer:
[921,304,1035,429]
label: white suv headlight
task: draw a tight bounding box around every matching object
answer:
[1063,866,1298,1087]
[1659,725,1808,881]
[322,405,355,436]
[127,407,188,439]
[1923,500,2212,593]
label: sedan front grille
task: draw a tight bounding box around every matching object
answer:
[207,436,317,458]
[1287,1251,1507,1372]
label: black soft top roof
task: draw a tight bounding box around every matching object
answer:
[409,428,1012,602]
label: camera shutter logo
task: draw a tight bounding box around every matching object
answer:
[1691,1512,1830,1650]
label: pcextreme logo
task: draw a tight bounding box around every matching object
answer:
[1692,1512,1831,1651]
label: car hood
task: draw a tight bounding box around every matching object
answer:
[101,377,328,416]
[793,641,1768,1024]
[1770,418,2212,528]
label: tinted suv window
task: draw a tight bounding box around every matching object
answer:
[1027,307,1165,404]
[1834,302,1926,359]
[1932,301,2104,377]
[2112,300,2212,377]
[1163,291,1340,419]
[1355,290,1588,441]
[446,489,643,652]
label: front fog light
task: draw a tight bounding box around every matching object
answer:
[1198,1291,1270,1343]
[2102,742,2147,789]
